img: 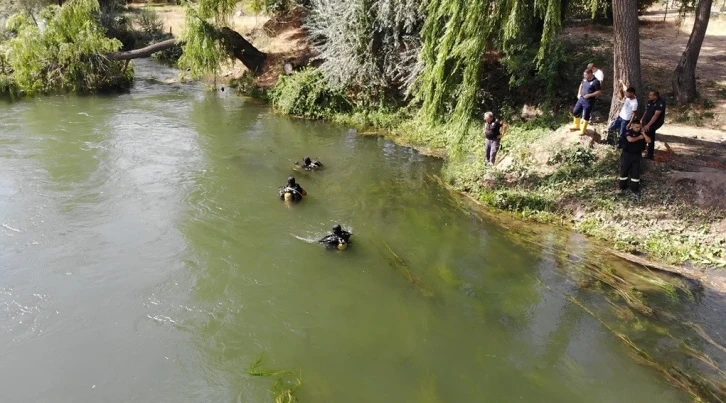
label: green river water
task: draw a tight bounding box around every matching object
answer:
[1,61,725,402]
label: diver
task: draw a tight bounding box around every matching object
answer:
[295,156,323,171]
[279,176,307,202]
[319,225,352,250]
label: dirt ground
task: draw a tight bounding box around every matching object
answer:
[563,6,726,216]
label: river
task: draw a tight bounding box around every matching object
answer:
[1,60,724,402]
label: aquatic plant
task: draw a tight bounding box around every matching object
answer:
[382,240,435,297]
[271,376,302,403]
[247,354,302,403]
[247,353,292,377]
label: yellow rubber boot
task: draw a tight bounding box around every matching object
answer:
[569,117,581,131]
[580,121,589,135]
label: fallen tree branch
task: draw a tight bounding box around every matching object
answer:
[105,38,181,61]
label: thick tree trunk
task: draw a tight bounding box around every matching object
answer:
[104,28,268,74]
[608,0,643,125]
[219,27,267,74]
[672,0,713,105]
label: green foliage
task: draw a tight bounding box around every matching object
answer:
[178,6,227,78]
[306,0,424,92]
[134,7,164,39]
[269,69,352,118]
[247,0,297,14]
[5,0,133,95]
[415,0,566,150]
[485,190,556,212]
[547,144,597,167]
[0,73,19,99]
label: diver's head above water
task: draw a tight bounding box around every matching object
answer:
[332,224,342,235]
[304,157,312,166]
[287,176,296,186]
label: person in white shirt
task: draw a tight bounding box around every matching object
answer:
[608,81,638,147]
[587,63,604,85]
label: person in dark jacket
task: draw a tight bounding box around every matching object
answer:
[319,225,352,250]
[279,176,307,202]
[618,121,651,195]
[483,111,506,165]
[640,90,666,160]
[296,156,323,171]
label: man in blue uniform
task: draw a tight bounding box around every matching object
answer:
[570,69,602,135]
[640,90,666,160]
[618,121,651,195]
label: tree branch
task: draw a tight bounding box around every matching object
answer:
[105,38,181,61]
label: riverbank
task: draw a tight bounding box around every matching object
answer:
[174,5,726,285]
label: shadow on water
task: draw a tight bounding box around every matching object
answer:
[452,193,726,402]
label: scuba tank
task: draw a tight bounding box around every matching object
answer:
[279,186,302,202]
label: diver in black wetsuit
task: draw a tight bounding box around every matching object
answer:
[319,225,352,250]
[296,156,323,171]
[279,176,307,202]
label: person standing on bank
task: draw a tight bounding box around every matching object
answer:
[609,81,638,147]
[587,63,605,85]
[641,90,666,160]
[570,69,602,135]
[619,121,651,195]
[483,112,507,165]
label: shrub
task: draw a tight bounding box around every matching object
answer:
[5,0,133,95]
[547,144,597,167]
[134,7,165,40]
[268,69,352,119]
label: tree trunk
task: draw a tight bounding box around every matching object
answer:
[104,28,268,75]
[672,0,713,105]
[106,38,180,61]
[219,27,267,74]
[608,0,643,125]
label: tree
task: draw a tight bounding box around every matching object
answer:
[5,0,133,94]
[608,0,642,123]
[306,0,424,94]
[414,0,565,148]
[672,0,713,104]
[178,0,267,78]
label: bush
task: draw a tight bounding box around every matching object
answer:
[135,7,165,40]
[0,74,20,99]
[269,69,352,119]
[547,144,597,167]
[5,0,133,95]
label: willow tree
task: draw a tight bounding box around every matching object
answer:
[177,0,267,78]
[4,0,132,94]
[414,0,565,146]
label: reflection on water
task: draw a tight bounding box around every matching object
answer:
[0,60,723,402]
